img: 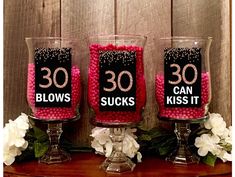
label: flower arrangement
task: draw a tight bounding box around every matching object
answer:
[3,113,29,165]
[3,112,232,166]
[3,113,91,166]
[195,113,232,165]
[90,127,142,162]
[3,113,49,165]
[90,113,232,166]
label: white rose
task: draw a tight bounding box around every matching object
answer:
[204,113,226,136]
[195,134,220,156]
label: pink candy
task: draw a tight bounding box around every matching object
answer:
[88,44,146,124]
[27,63,81,120]
[155,72,210,119]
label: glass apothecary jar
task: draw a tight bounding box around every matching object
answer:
[26,37,81,121]
[155,37,212,120]
[155,36,212,164]
[25,37,81,164]
[88,35,147,127]
[88,35,147,173]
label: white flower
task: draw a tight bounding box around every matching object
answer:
[90,127,142,162]
[195,134,220,156]
[91,139,104,154]
[14,113,30,130]
[91,127,110,145]
[204,113,227,136]
[90,127,112,157]
[3,113,29,165]
[125,128,138,139]
[228,126,232,137]
[104,139,112,157]
[123,133,140,158]
[137,152,142,163]
[217,150,232,162]
[196,113,232,164]
[3,145,21,166]
[221,128,229,139]
[224,126,232,145]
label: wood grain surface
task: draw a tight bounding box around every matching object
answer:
[4,0,231,147]
[172,0,231,125]
[4,153,232,177]
[4,0,61,121]
[116,0,171,129]
[60,0,115,146]
[116,0,171,128]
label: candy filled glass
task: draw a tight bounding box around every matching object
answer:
[88,35,147,173]
[155,37,212,164]
[26,37,81,164]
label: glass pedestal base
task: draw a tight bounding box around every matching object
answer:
[159,116,207,165]
[31,116,79,164]
[39,145,71,164]
[166,150,199,165]
[166,122,200,165]
[101,151,135,173]
[101,128,135,173]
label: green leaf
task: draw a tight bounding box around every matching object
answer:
[196,129,211,136]
[33,126,48,142]
[202,152,217,166]
[137,122,150,131]
[150,131,164,139]
[34,141,49,158]
[159,146,171,156]
[138,134,152,141]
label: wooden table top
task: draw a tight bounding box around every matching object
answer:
[4,153,232,177]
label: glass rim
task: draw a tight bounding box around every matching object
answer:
[25,37,79,41]
[89,34,147,41]
[159,36,212,41]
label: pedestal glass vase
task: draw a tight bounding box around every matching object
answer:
[88,35,147,172]
[26,37,81,164]
[155,36,212,164]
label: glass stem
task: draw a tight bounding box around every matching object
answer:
[109,128,125,161]
[47,123,63,149]
[101,127,135,172]
[174,123,190,155]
